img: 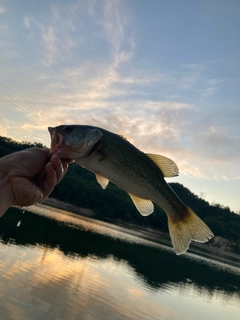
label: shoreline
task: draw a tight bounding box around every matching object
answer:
[42,198,240,266]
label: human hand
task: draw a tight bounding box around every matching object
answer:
[0,148,72,216]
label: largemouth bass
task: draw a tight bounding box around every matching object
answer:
[48,125,214,255]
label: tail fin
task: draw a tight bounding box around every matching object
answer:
[168,205,214,255]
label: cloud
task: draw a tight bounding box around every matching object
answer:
[101,0,134,63]
[0,5,5,14]
[2,48,238,181]
[22,5,79,66]
[23,15,30,28]
[21,0,134,68]
[1,0,239,191]
[41,26,59,65]
[200,126,240,161]
[39,21,79,66]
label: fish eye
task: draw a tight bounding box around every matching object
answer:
[64,125,74,133]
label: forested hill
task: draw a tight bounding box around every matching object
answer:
[1,136,240,248]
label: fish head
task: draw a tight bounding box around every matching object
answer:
[48,125,103,158]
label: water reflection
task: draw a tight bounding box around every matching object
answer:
[1,206,240,294]
[0,206,240,320]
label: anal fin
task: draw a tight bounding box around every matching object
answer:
[128,193,154,216]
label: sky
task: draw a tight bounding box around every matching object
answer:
[0,0,239,213]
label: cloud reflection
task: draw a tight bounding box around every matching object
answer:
[1,207,240,319]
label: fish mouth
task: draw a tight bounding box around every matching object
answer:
[48,127,65,156]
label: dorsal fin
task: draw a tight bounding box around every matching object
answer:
[128,193,154,216]
[146,154,179,177]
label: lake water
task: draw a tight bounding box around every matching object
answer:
[0,205,240,320]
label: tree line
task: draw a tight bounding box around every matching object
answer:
[1,135,240,245]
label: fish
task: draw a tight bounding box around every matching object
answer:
[48,125,214,255]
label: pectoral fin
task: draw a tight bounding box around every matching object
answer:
[95,173,109,189]
[146,154,179,177]
[128,194,154,216]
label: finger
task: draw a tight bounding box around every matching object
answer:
[50,154,64,183]
[43,162,58,197]
[25,148,50,164]
[7,148,50,178]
